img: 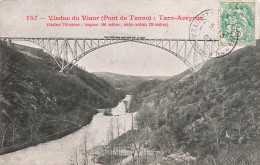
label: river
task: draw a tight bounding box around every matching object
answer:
[0,95,133,165]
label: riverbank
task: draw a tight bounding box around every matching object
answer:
[0,96,133,165]
[0,109,97,155]
[94,129,196,165]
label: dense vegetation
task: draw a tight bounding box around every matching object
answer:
[94,72,169,93]
[0,41,125,154]
[129,41,260,164]
[129,70,190,113]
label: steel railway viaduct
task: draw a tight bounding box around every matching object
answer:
[0,36,227,73]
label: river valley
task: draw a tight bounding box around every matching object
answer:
[0,95,133,165]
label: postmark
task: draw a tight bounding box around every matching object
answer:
[220,1,255,46]
[189,9,237,58]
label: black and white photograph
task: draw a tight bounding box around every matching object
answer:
[0,0,259,164]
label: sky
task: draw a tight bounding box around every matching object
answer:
[0,0,259,76]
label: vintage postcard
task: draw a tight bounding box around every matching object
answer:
[0,0,259,165]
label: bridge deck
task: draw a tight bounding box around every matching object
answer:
[0,37,219,41]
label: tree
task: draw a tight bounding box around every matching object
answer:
[80,134,90,165]
[5,112,18,146]
[109,118,114,157]
[141,126,151,158]
[115,116,121,156]
[28,109,42,142]
[209,117,223,153]
[150,125,176,156]
[128,131,136,163]
[127,130,146,165]
[0,123,8,152]
[133,137,143,165]
[69,148,80,165]
[10,117,17,146]
[101,140,110,164]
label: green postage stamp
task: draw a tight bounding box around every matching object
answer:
[220,1,255,45]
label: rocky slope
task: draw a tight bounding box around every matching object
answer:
[0,41,125,154]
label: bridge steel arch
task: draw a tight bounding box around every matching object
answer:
[0,37,220,73]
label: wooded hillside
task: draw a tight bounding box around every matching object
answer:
[0,42,125,154]
[129,40,260,164]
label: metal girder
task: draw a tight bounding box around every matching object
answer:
[1,37,220,73]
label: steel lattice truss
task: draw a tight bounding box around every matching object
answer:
[0,37,221,72]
